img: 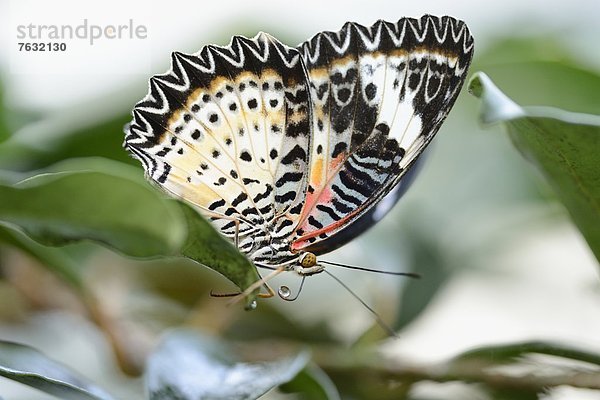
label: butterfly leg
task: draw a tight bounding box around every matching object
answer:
[227,266,285,305]
[210,266,281,301]
[233,219,240,249]
[209,286,274,299]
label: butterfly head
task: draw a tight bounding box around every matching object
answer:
[294,252,325,276]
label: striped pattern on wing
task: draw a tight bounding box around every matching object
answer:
[290,15,474,253]
[124,33,311,261]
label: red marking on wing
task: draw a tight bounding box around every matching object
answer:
[297,185,333,223]
[293,153,347,235]
[291,204,363,252]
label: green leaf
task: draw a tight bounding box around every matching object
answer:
[393,226,450,332]
[224,301,336,343]
[454,340,600,366]
[279,364,340,400]
[485,388,540,400]
[469,72,600,263]
[0,92,137,171]
[145,329,310,400]
[0,222,83,290]
[0,159,186,257]
[179,202,260,307]
[0,158,260,300]
[474,36,600,115]
[0,79,44,145]
[49,160,260,299]
[0,82,10,144]
[353,220,451,344]
[0,340,115,400]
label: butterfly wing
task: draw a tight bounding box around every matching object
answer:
[124,33,312,260]
[125,16,473,261]
[291,15,474,254]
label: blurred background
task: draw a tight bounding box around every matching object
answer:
[0,0,599,399]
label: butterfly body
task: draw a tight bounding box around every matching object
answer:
[124,15,473,275]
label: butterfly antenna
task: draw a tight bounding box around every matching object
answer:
[321,260,420,278]
[323,270,398,338]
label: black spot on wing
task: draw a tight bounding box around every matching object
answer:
[253,184,273,202]
[277,218,294,230]
[331,184,362,206]
[332,198,353,214]
[331,142,347,159]
[275,190,296,204]
[365,83,377,100]
[240,151,252,162]
[280,144,307,165]
[275,172,303,188]
[243,177,260,185]
[286,120,309,138]
[308,216,323,229]
[208,198,226,211]
[157,163,171,183]
[316,204,342,221]
[231,192,248,207]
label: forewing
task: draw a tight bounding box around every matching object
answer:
[124,33,310,255]
[292,15,474,253]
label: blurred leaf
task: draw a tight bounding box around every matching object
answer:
[224,294,336,343]
[0,160,186,257]
[0,80,44,145]
[50,159,260,300]
[476,36,578,65]
[145,329,309,400]
[469,72,600,263]
[280,364,340,400]
[486,388,540,400]
[0,95,136,172]
[454,340,600,366]
[393,222,450,332]
[0,119,122,171]
[475,36,600,114]
[179,202,260,307]
[449,340,600,397]
[0,340,115,400]
[139,258,225,307]
[0,222,83,290]
[0,157,260,301]
[0,83,9,143]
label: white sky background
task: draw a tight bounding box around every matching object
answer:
[1,1,599,399]
[0,0,599,110]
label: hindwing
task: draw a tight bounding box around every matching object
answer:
[290,15,474,253]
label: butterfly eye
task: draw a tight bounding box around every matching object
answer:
[300,252,317,268]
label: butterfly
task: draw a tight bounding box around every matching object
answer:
[124,15,474,299]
